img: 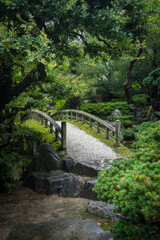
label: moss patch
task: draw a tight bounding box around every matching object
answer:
[65,120,132,157]
[22,119,66,158]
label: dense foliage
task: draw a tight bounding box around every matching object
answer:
[94,121,160,239]
[0,119,60,192]
[80,101,134,129]
[143,68,160,100]
[80,102,133,119]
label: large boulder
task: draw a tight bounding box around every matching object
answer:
[26,143,62,173]
[23,170,70,194]
[6,217,113,240]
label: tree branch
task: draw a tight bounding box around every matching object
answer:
[0,62,46,111]
[123,44,143,103]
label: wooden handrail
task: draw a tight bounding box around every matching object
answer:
[29,110,66,150]
[53,109,121,147]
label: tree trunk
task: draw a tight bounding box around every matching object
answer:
[124,45,143,104]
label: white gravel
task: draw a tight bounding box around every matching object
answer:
[57,122,121,166]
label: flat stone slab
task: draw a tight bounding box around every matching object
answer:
[73,161,104,177]
[87,201,118,221]
[23,170,70,194]
[6,217,113,240]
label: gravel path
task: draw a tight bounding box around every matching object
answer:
[58,122,121,167]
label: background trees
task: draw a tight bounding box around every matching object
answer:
[0,0,147,119]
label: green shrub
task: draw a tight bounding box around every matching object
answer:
[113,115,134,121]
[113,116,134,128]
[11,125,43,155]
[80,102,133,119]
[143,68,160,96]
[94,121,160,240]
[132,94,148,105]
[121,119,133,128]
[0,151,30,192]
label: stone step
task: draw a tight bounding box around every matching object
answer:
[73,161,105,177]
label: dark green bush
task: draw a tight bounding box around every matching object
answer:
[80,102,133,119]
[123,129,135,141]
[0,151,30,192]
[11,125,43,155]
[113,116,134,128]
[0,119,61,192]
[121,119,133,128]
[94,121,160,240]
[132,94,148,105]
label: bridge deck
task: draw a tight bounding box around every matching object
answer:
[57,122,121,168]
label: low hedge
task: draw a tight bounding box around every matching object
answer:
[80,102,133,119]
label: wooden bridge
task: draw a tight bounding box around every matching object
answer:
[29,109,121,150]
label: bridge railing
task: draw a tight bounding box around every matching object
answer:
[53,109,121,147]
[29,110,66,150]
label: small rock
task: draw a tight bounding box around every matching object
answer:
[80,179,98,200]
[111,109,122,117]
[73,161,104,177]
[60,176,83,197]
[87,201,118,221]
[62,157,75,172]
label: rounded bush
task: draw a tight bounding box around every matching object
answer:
[132,94,148,105]
[94,121,160,239]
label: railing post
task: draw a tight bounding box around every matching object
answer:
[105,128,109,139]
[115,120,121,147]
[41,116,43,125]
[76,112,78,121]
[61,121,66,150]
[71,112,73,120]
[45,119,48,128]
[89,118,92,128]
[82,115,85,124]
[33,140,37,155]
[55,129,58,140]
[50,123,53,133]
[97,122,100,133]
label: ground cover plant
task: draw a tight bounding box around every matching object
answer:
[94,121,160,240]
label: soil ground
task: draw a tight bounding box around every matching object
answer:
[0,182,90,240]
